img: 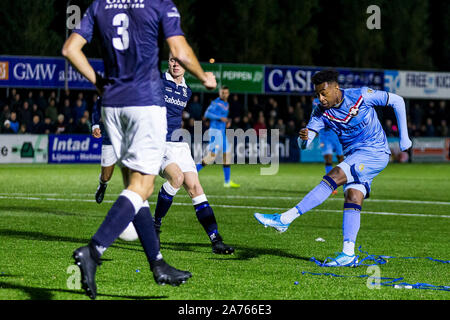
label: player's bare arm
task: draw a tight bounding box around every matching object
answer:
[62,33,97,88]
[166,35,216,90]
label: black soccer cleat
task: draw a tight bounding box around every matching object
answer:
[212,239,235,255]
[95,183,107,204]
[150,259,192,287]
[73,246,101,299]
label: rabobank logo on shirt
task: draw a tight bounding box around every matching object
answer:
[48,135,102,164]
[165,95,187,108]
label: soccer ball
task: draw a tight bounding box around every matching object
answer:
[119,222,139,241]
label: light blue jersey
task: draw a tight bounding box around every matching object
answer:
[205,97,229,132]
[205,97,230,153]
[307,87,390,157]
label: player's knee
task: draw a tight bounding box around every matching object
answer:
[344,189,364,205]
[169,173,184,189]
[325,167,346,186]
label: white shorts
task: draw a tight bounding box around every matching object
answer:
[160,142,197,174]
[102,106,167,175]
[101,144,117,167]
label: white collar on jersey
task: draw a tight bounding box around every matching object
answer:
[165,71,187,88]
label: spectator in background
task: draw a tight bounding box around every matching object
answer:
[229,94,242,120]
[240,113,252,131]
[0,104,11,125]
[61,89,71,103]
[55,114,67,134]
[72,98,86,123]
[45,98,58,124]
[60,98,73,124]
[75,115,91,134]
[8,89,17,107]
[231,116,241,130]
[2,120,15,133]
[9,111,20,133]
[19,123,27,134]
[43,116,55,134]
[285,119,297,136]
[437,101,448,123]
[29,115,44,134]
[48,91,58,106]
[36,90,47,111]
[437,120,448,137]
[188,94,203,120]
[253,112,267,136]
[31,103,44,122]
[26,91,35,107]
[266,116,276,131]
[18,101,33,129]
[11,93,22,113]
[77,92,87,111]
[286,105,297,126]
[266,97,279,120]
[424,117,435,137]
[384,119,395,137]
[294,100,305,125]
[274,118,286,136]
[250,95,264,116]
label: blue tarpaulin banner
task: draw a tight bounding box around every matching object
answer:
[0,55,104,90]
[48,134,102,164]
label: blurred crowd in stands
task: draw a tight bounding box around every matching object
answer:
[0,88,449,138]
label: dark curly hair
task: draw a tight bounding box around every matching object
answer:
[312,69,339,86]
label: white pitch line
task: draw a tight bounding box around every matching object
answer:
[0,192,449,206]
[0,195,449,219]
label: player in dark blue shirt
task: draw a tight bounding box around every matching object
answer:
[62,0,217,299]
[152,54,234,254]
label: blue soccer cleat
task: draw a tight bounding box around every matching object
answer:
[253,213,290,233]
[324,252,359,267]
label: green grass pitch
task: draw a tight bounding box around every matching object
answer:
[0,162,449,300]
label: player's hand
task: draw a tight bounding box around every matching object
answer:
[221,117,228,123]
[299,128,309,140]
[400,138,412,152]
[202,72,217,90]
[92,127,102,138]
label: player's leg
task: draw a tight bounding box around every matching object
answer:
[222,150,240,188]
[95,144,117,203]
[183,171,234,254]
[74,107,189,299]
[324,150,389,267]
[196,151,217,172]
[154,163,183,234]
[323,187,364,267]
[254,166,347,232]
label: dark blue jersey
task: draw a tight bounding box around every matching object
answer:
[75,0,184,108]
[162,72,192,141]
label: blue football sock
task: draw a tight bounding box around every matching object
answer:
[196,163,204,172]
[193,195,219,242]
[154,184,175,226]
[91,190,142,254]
[223,165,231,184]
[295,176,337,215]
[133,202,162,262]
[325,164,333,174]
[342,203,361,255]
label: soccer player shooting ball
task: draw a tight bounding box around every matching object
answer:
[254,69,412,267]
